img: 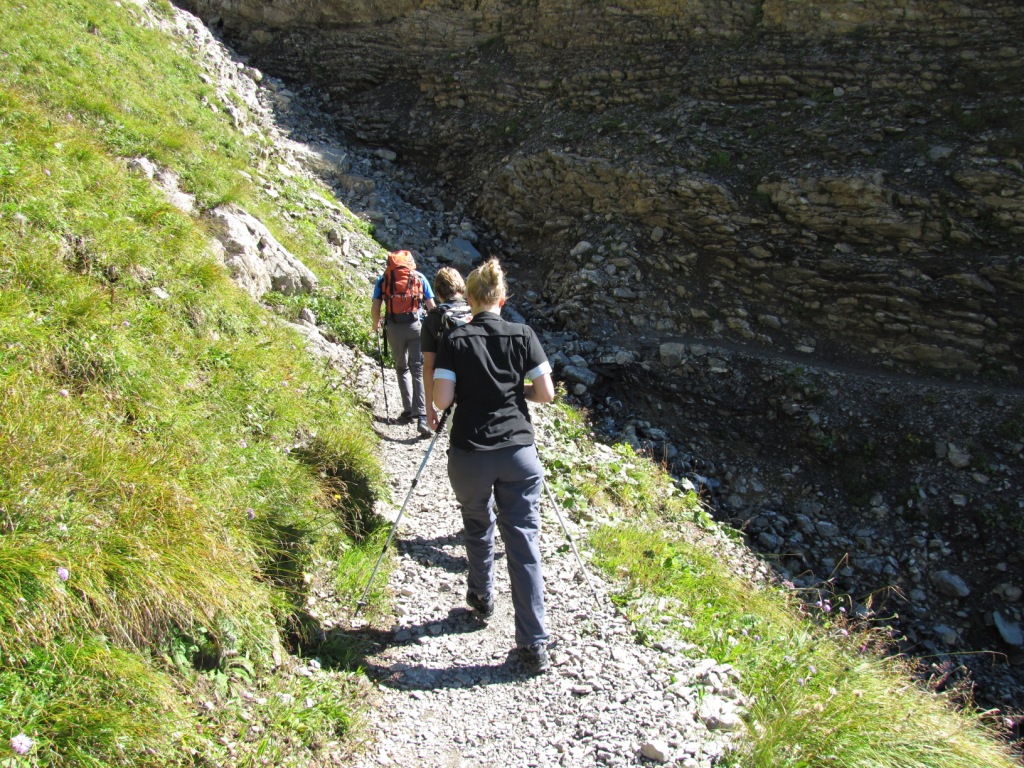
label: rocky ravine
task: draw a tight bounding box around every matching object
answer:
[150,0,1023,747]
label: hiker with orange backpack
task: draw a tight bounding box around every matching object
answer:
[370,250,436,437]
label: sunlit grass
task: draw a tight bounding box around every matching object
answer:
[0,638,191,767]
[0,0,388,763]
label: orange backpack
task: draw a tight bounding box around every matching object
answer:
[381,250,424,320]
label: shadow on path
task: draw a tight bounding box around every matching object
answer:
[313,607,532,688]
[396,533,470,574]
[362,650,526,691]
[372,427,428,447]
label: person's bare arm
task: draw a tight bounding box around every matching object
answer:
[433,378,455,411]
[423,351,438,428]
[371,298,383,332]
[525,372,555,403]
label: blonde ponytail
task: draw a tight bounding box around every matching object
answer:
[466,258,506,307]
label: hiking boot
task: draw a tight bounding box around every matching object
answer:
[397,410,413,424]
[519,642,550,674]
[417,417,432,438]
[466,591,494,621]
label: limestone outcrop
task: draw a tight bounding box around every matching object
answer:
[208,204,319,299]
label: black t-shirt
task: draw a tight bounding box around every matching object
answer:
[434,312,552,451]
[421,298,470,356]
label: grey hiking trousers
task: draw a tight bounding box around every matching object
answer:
[447,443,548,648]
[385,319,425,417]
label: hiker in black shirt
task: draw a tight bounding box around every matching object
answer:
[421,266,470,432]
[433,258,555,674]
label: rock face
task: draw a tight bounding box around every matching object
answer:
[185,0,1024,382]
[207,204,318,298]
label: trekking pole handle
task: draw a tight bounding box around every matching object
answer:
[437,406,452,431]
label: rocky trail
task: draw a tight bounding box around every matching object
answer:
[142,8,748,764]
[342,370,745,768]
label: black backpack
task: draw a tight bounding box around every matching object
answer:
[436,301,471,340]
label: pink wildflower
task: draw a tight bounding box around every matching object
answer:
[10,734,33,754]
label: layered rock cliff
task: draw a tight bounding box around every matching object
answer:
[190,0,1022,378]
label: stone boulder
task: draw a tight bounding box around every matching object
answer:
[207,204,318,299]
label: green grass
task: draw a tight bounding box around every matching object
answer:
[0,0,391,764]
[4,0,1021,765]
[539,406,1018,768]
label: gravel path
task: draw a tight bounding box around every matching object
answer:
[346,368,745,768]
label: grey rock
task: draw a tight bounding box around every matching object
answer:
[562,365,598,388]
[932,624,959,645]
[931,569,971,598]
[640,740,670,763]
[993,611,1023,646]
[946,443,972,469]
[207,204,318,299]
[659,342,687,367]
[570,241,593,258]
[127,156,157,179]
[291,142,351,179]
[815,520,841,538]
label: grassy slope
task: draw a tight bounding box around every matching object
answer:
[538,403,1018,767]
[0,0,1018,766]
[0,0,387,765]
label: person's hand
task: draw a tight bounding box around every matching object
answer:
[426,403,439,430]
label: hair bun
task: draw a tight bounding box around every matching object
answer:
[467,257,507,306]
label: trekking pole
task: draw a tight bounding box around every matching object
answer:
[354,408,451,616]
[542,478,603,614]
[376,328,390,424]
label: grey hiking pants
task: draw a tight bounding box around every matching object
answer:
[385,319,425,417]
[447,443,548,648]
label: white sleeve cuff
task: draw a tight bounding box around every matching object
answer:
[526,361,552,381]
[434,368,456,381]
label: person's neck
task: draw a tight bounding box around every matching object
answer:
[470,301,501,315]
